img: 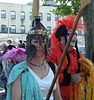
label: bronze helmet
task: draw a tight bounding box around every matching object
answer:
[25,16,50,61]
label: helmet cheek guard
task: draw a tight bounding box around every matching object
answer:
[25,44,36,61]
[45,38,50,57]
[25,34,36,61]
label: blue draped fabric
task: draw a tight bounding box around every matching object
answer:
[6,61,44,100]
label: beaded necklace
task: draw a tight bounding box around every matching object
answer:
[28,60,44,69]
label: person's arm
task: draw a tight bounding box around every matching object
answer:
[71,74,82,84]
[12,74,21,100]
[53,65,63,100]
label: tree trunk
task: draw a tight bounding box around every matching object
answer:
[83,0,94,59]
[32,0,39,18]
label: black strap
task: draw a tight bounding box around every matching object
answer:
[47,61,55,75]
[61,73,71,86]
[47,61,71,86]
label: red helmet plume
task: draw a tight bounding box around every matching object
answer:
[51,15,86,47]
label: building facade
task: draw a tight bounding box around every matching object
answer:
[0,2,59,41]
[0,2,85,47]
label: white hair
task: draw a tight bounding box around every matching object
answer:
[1,42,8,48]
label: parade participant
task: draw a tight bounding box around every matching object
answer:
[0,42,9,94]
[17,40,25,49]
[17,43,23,48]
[7,39,16,50]
[0,48,26,71]
[6,16,62,100]
[0,42,8,57]
[0,42,9,79]
[48,15,86,100]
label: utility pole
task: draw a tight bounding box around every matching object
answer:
[8,19,10,38]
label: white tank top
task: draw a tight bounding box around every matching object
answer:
[28,66,56,100]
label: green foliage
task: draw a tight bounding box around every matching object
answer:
[42,0,80,17]
[51,4,72,17]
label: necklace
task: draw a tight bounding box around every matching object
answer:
[28,60,44,68]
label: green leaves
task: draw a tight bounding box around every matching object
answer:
[52,4,72,17]
[43,0,80,17]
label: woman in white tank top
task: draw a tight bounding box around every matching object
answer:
[11,17,62,100]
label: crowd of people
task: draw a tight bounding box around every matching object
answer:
[0,39,26,95]
[0,15,93,100]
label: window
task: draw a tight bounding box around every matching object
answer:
[20,11,25,20]
[1,25,6,32]
[29,12,32,20]
[11,11,16,19]
[39,13,43,20]
[55,15,59,21]
[47,13,51,21]
[11,25,16,33]
[47,26,51,35]
[21,25,25,33]
[1,10,6,18]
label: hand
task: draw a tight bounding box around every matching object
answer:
[71,74,82,84]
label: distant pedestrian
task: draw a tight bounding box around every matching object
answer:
[17,43,23,48]
[0,42,8,57]
[7,39,16,50]
[0,42,9,94]
[18,40,25,48]
[0,42,9,79]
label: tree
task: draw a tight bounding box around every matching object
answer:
[42,0,80,17]
[43,0,94,59]
[83,0,94,59]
